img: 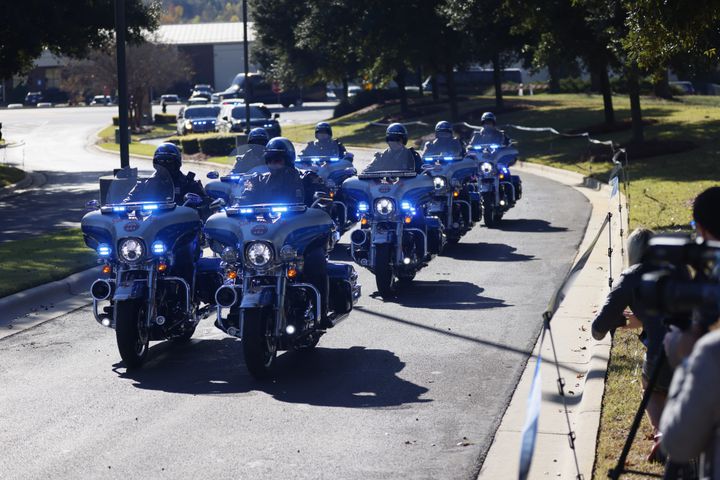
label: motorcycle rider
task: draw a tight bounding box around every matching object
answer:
[471,112,510,146]
[239,137,332,327]
[299,122,348,160]
[232,127,269,173]
[364,123,423,174]
[422,120,465,158]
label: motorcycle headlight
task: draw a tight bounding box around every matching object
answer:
[433,176,447,190]
[184,120,193,129]
[119,238,144,263]
[221,246,238,263]
[246,242,273,268]
[480,162,493,174]
[374,198,394,215]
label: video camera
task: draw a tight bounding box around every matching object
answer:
[637,233,720,329]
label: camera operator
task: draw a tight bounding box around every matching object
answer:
[592,228,671,461]
[660,186,720,477]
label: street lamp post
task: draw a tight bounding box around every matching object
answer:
[243,0,251,134]
[114,0,130,169]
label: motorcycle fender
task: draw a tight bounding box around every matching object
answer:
[113,281,147,301]
[240,287,275,308]
[372,231,393,244]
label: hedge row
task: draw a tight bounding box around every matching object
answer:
[112,114,178,126]
[166,133,248,156]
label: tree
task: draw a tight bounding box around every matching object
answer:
[62,40,192,128]
[0,0,159,79]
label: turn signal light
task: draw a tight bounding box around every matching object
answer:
[287,268,298,279]
[453,191,459,198]
[404,216,412,224]
[329,191,335,199]
[360,217,368,226]
[157,263,168,272]
[227,270,238,280]
[499,173,505,180]
[102,265,112,274]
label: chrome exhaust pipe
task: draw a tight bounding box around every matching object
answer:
[215,285,238,308]
[90,279,113,301]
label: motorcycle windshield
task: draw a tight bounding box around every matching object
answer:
[469,130,504,151]
[361,148,417,177]
[231,144,267,173]
[105,166,175,206]
[422,139,464,161]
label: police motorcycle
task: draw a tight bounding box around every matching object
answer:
[422,143,481,244]
[466,134,523,228]
[295,150,357,234]
[81,167,222,368]
[342,149,445,298]
[203,164,361,379]
[205,131,270,203]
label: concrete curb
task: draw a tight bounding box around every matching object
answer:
[0,171,33,198]
[478,160,627,479]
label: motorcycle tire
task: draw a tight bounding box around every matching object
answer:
[242,308,277,380]
[397,273,416,287]
[374,244,396,298]
[483,194,501,228]
[115,300,149,369]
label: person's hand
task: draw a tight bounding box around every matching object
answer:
[623,309,642,329]
[663,326,700,368]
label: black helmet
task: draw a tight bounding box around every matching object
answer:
[435,120,453,137]
[481,112,496,125]
[385,122,408,145]
[153,142,182,171]
[264,137,296,167]
[248,127,269,146]
[315,122,332,138]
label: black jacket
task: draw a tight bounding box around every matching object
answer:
[239,167,327,207]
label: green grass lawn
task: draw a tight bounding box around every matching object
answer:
[0,228,96,298]
[0,164,25,187]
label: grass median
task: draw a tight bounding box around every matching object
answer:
[293,93,717,477]
[0,164,25,187]
[0,229,96,299]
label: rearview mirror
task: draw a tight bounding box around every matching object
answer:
[85,199,100,210]
[273,113,280,119]
[206,171,220,179]
[210,198,226,210]
[183,192,203,207]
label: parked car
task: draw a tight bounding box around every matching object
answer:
[187,97,209,106]
[669,81,696,95]
[90,95,112,106]
[190,84,213,101]
[422,69,523,95]
[176,105,221,135]
[215,102,281,137]
[160,94,181,104]
[24,91,43,106]
[215,73,326,107]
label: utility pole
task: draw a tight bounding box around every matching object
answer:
[114,0,130,168]
[243,0,251,134]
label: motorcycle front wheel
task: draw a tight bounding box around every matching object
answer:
[374,244,396,298]
[115,300,149,369]
[483,194,501,228]
[242,308,277,380]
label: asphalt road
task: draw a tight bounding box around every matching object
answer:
[0,102,336,242]
[0,178,589,479]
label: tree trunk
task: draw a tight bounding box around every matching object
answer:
[653,69,672,99]
[598,61,615,125]
[548,60,561,94]
[627,64,644,143]
[431,74,439,101]
[395,70,408,115]
[491,53,504,110]
[445,64,459,122]
[341,77,349,101]
[416,67,423,97]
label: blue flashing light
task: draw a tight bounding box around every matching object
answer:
[230,174,241,181]
[423,157,433,162]
[97,243,112,257]
[239,208,253,214]
[151,241,166,255]
[401,201,412,211]
[113,206,127,213]
[329,157,339,162]
[142,204,158,211]
[501,166,509,174]
[443,156,454,161]
[357,201,369,212]
[271,206,288,213]
[311,157,320,163]
[472,145,483,150]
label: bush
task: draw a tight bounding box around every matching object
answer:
[558,77,592,93]
[166,133,246,156]
[332,89,399,118]
[610,76,655,95]
[154,113,177,124]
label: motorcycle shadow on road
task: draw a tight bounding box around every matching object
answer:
[389,280,509,310]
[113,340,430,409]
[495,218,568,233]
[442,242,535,262]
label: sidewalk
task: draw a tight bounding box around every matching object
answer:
[479,162,627,479]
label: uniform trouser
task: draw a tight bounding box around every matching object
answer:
[303,246,329,320]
